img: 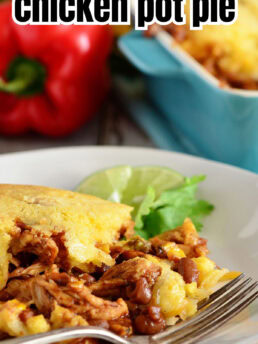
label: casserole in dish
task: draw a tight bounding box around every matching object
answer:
[119,1,258,172]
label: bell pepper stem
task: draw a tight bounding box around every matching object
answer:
[0,56,46,97]
[0,78,31,94]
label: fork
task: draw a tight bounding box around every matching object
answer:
[2,273,257,344]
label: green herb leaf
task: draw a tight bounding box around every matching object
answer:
[153,175,206,209]
[136,175,214,239]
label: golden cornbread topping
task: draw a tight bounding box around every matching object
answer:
[0,184,133,290]
[0,185,238,343]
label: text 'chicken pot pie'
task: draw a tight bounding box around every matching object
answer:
[0,185,238,342]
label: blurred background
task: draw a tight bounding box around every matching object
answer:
[0,0,257,172]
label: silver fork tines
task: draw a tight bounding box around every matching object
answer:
[197,272,246,309]
[152,272,247,341]
[1,274,257,344]
[152,274,257,344]
[160,290,258,344]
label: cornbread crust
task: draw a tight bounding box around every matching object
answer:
[0,184,133,289]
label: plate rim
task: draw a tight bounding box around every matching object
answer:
[0,145,257,179]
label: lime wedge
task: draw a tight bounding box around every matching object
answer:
[121,166,184,206]
[75,166,132,202]
[75,165,184,208]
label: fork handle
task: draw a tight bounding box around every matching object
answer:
[1,327,131,344]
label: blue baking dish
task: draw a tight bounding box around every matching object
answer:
[119,30,258,173]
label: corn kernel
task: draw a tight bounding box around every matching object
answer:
[0,300,27,337]
[26,315,50,334]
[185,282,209,301]
[200,268,229,289]
[192,257,216,284]
[219,271,241,282]
[179,299,197,320]
[153,270,186,318]
[164,242,186,260]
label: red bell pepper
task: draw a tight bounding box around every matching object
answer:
[0,2,112,136]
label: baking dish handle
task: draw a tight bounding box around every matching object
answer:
[118,30,184,76]
[113,78,193,155]
[126,98,190,154]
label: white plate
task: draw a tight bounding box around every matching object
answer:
[0,146,257,343]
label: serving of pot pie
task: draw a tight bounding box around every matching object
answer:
[0,185,237,342]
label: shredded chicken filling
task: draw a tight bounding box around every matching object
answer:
[0,218,211,342]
